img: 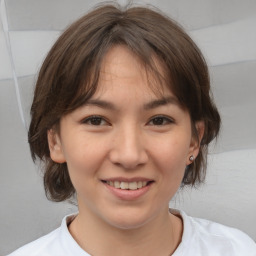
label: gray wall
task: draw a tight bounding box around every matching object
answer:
[1,0,256,254]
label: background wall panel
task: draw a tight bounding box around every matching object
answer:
[1,0,255,254]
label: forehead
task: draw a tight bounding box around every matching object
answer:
[95,45,172,99]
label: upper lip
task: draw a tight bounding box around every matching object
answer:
[101,177,154,182]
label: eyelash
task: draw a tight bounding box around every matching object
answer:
[82,115,174,126]
[147,115,174,126]
[82,115,109,126]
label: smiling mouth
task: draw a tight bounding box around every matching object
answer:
[102,180,153,190]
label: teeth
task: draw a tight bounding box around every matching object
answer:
[106,180,149,190]
[120,182,129,189]
[128,182,138,190]
[114,181,120,188]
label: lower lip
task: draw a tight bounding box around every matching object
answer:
[103,182,153,201]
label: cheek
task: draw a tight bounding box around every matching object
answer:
[64,148,101,198]
[153,135,190,165]
[62,137,105,186]
[150,134,190,181]
[63,133,104,165]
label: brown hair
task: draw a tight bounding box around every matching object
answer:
[28,3,220,202]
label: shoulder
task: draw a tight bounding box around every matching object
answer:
[192,215,255,251]
[174,210,256,256]
[7,227,61,256]
[7,214,87,256]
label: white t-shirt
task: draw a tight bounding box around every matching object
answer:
[7,210,256,256]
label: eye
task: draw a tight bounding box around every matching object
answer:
[82,115,109,126]
[148,115,174,126]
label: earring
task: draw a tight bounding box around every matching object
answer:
[189,155,194,162]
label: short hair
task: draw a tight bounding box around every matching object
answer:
[28,3,221,202]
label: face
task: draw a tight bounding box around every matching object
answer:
[48,45,202,230]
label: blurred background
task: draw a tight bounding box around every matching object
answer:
[0,0,255,254]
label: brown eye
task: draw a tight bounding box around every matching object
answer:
[89,117,103,125]
[148,116,174,126]
[82,116,108,126]
[152,117,165,125]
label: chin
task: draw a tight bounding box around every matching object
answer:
[102,208,155,231]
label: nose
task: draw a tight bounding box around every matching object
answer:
[109,125,148,170]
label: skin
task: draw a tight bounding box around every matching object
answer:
[48,45,204,256]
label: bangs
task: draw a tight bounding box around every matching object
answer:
[61,25,180,115]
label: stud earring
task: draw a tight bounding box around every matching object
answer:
[189,155,194,162]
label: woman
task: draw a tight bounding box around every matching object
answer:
[8,3,256,256]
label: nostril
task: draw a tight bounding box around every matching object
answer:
[108,144,148,169]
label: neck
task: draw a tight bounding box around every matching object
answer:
[69,206,183,256]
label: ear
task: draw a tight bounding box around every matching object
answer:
[187,121,205,165]
[47,129,66,163]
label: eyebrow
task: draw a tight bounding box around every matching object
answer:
[84,99,116,110]
[84,96,179,110]
[143,96,179,110]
